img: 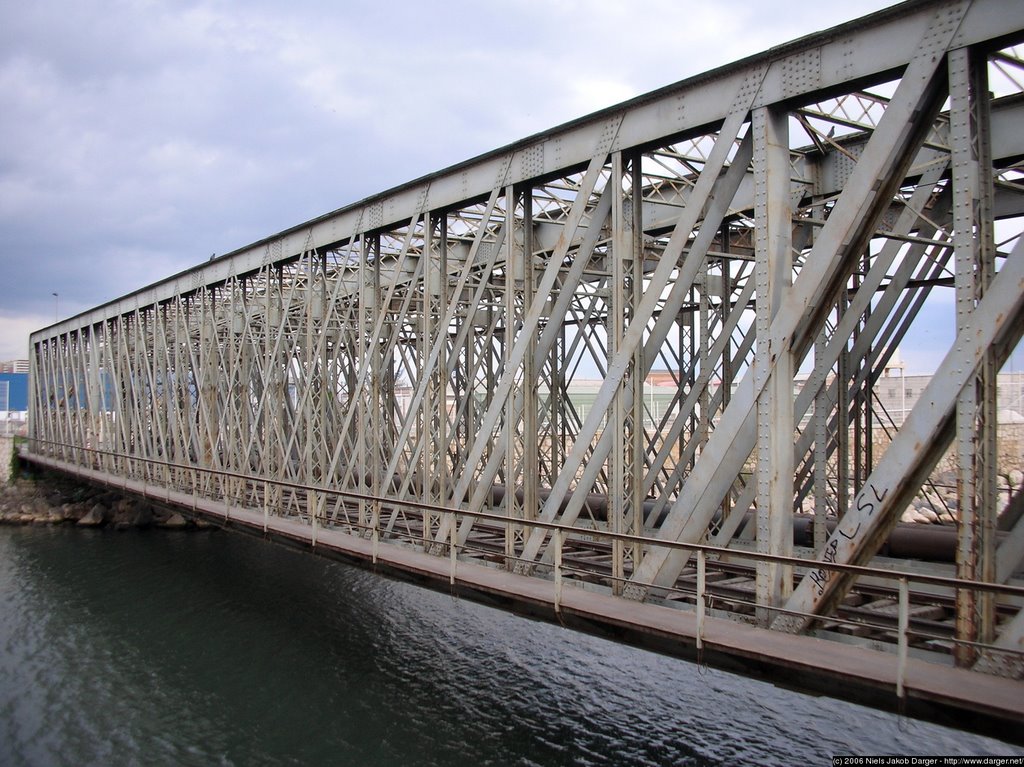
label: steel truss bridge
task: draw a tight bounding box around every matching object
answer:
[24,0,1024,742]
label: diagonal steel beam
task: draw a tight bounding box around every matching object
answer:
[433,146,616,545]
[774,236,1024,632]
[447,172,617,548]
[626,7,965,595]
[519,92,763,566]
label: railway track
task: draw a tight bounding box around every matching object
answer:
[310,496,1020,659]
[165,476,1019,662]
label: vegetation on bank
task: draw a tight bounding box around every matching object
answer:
[8,436,26,483]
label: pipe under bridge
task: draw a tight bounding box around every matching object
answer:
[24,0,1024,742]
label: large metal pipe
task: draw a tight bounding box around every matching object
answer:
[487,485,979,563]
[334,466,990,565]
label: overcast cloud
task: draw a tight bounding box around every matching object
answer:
[2,0,927,366]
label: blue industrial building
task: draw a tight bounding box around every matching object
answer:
[0,373,28,412]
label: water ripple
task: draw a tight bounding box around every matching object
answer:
[0,527,1020,767]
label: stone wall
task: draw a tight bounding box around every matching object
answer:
[998,424,1024,476]
[871,423,1024,481]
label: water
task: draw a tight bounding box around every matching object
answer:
[0,527,1019,767]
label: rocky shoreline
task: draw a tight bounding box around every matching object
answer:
[897,468,1022,525]
[0,475,212,530]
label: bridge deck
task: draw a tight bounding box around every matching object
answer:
[26,451,1024,743]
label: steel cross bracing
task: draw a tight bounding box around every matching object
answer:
[26,0,1024,730]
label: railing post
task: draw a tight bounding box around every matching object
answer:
[449,512,457,586]
[897,576,909,700]
[554,528,564,613]
[263,480,269,533]
[311,505,318,547]
[371,500,380,565]
[697,549,706,651]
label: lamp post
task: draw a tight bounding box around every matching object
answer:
[52,292,58,322]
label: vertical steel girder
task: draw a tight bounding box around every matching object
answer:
[950,45,999,664]
[753,105,795,622]
[27,0,1024,679]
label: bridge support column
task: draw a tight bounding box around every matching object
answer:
[950,46,998,666]
[753,104,794,624]
[610,150,640,594]
[503,185,523,564]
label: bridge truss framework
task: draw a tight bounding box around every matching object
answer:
[26,0,1024,737]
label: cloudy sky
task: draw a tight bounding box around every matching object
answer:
[0,0,975,374]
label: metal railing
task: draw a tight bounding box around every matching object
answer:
[24,436,1024,695]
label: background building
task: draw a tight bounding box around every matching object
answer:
[0,371,29,436]
[0,359,29,374]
